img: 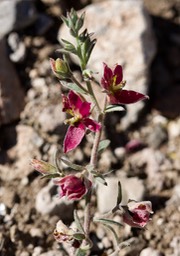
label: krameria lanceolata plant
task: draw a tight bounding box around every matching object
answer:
[30,9,153,256]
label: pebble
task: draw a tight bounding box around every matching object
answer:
[30,228,43,238]
[99,150,117,169]
[32,246,43,256]
[166,184,180,206]
[147,124,168,149]
[168,119,180,138]
[0,203,6,216]
[32,78,46,89]
[7,32,26,63]
[20,252,30,256]
[114,147,126,161]
[140,247,164,256]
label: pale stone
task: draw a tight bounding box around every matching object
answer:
[97,175,145,213]
[140,247,163,256]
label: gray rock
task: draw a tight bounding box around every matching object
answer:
[7,32,26,63]
[128,148,169,191]
[166,184,180,206]
[35,181,74,221]
[0,38,25,125]
[0,0,37,39]
[97,175,145,213]
[147,124,168,149]
[37,103,66,133]
[59,0,156,128]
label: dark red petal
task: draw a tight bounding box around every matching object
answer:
[113,90,149,104]
[113,65,123,84]
[68,90,83,110]
[63,124,85,153]
[101,78,110,90]
[79,101,91,117]
[83,118,101,132]
[103,63,113,81]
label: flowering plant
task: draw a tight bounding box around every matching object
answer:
[30,9,153,256]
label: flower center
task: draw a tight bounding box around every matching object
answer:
[65,109,82,126]
[110,75,126,94]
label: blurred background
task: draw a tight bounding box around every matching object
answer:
[0,0,180,255]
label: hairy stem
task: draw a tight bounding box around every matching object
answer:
[83,97,107,252]
[86,80,101,114]
[71,75,89,94]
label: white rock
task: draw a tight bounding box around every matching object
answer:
[168,118,180,139]
[0,203,6,216]
[97,175,145,213]
[140,247,163,256]
[0,0,37,39]
[7,32,26,63]
[114,147,126,161]
[59,0,156,127]
[166,184,180,206]
[32,247,43,256]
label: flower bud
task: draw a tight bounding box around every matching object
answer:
[54,174,92,201]
[50,58,71,79]
[30,159,57,175]
[121,200,153,228]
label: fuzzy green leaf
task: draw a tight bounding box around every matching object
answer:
[61,156,84,171]
[74,210,84,234]
[98,139,110,153]
[73,232,85,241]
[76,248,88,256]
[75,12,85,32]
[91,171,107,186]
[40,173,61,179]
[61,39,77,54]
[65,82,88,95]
[94,218,123,228]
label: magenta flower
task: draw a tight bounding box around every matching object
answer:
[101,63,149,104]
[62,90,101,153]
[54,174,92,200]
[122,200,153,228]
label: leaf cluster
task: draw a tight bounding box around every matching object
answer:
[60,9,96,70]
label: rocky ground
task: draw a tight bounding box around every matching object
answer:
[0,0,180,256]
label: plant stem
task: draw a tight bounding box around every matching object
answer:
[86,80,101,114]
[71,75,89,94]
[83,96,107,251]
